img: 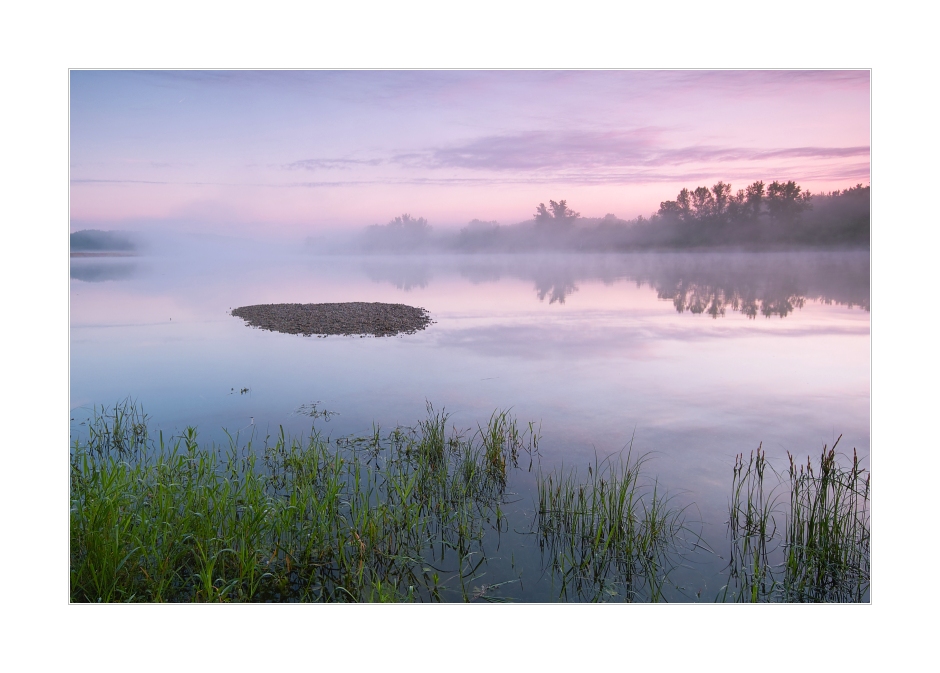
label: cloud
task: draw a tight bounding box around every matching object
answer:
[285,157,385,171]
[416,129,663,171]
[403,130,870,172]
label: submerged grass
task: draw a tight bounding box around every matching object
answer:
[71,400,869,602]
[535,451,689,602]
[721,437,870,602]
[70,400,536,603]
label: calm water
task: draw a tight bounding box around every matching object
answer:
[70,247,870,600]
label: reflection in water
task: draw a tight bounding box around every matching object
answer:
[660,282,807,319]
[633,253,866,319]
[72,245,870,600]
[360,259,430,291]
[359,251,869,317]
[70,260,138,283]
[534,275,578,304]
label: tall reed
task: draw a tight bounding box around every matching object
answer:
[70,400,538,602]
[721,437,870,602]
[784,439,870,602]
[535,451,685,602]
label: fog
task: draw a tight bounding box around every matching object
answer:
[341,183,869,254]
[355,250,870,316]
[71,221,869,320]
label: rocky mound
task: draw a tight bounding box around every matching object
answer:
[231,302,433,338]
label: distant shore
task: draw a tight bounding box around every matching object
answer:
[70,251,138,258]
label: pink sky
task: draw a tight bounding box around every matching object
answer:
[70,71,870,238]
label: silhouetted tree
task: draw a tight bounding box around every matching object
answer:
[658,200,681,217]
[363,213,431,251]
[712,181,732,219]
[691,186,715,219]
[727,189,747,222]
[745,181,765,220]
[766,180,811,226]
[386,213,430,233]
[549,199,580,220]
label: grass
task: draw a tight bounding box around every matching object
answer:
[721,437,870,602]
[71,400,870,602]
[70,400,537,602]
[534,451,688,602]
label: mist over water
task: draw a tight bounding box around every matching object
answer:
[68,69,872,600]
[70,239,869,597]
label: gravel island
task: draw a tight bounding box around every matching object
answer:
[231,302,433,338]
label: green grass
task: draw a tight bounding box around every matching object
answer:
[534,451,688,602]
[71,400,870,602]
[70,400,535,602]
[721,437,870,602]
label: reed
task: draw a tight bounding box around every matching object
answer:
[784,438,870,602]
[721,437,870,602]
[70,399,537,602]
[534,450,686,602]
[71,400,869,602]
[722,445,783,602]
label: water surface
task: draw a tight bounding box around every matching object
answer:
[70,248,870,600]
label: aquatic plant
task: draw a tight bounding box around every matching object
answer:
[70,400,537,603]
[534,451,687,602]
[721,437,870,602]
[71,400,869,602]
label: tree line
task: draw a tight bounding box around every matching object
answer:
[658,180,812,227]
[356,180,869,253]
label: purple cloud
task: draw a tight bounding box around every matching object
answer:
[405,131,870,172]
[285,157,385,171]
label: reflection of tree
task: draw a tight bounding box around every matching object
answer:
[535,278,579,304]
[70,261,138,283]
[361,260,431,291]
[531,265,579,303]
[658,279,809,319]
[360,251,869,319]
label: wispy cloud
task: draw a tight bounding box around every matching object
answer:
[285,157,385,171]
[70,159,870,190]
[412,129,663,170]
[408,131,870,172]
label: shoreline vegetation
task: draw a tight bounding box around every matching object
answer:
[71,181,868,257]
[358,181,869,253]
[69,229,139,253]
[70,400,870,603]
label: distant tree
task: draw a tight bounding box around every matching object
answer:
[727,189,747,221]
[745,180,765,220]
[676,188,692,221]
[535,199,580,225]
[766,180,811,225]
[549,199,580,220]
[363,213,431,251]
[70,229,136,252]
[712,181,732,219]
[457,219,501,251]
[658,200,681,217]
[385,213,431,234]
[691,186,715,219]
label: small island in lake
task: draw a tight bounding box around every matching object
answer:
[231,302,433,337]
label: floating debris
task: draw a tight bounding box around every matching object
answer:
[294,402,339,421]
[231,302,433,338]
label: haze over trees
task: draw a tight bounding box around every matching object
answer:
[70,229,138,252]
[354,181,869,253]
[362,214,432,252]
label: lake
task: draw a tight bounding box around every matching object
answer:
[70,245,870,601]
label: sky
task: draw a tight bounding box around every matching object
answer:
[70,70,870,238]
